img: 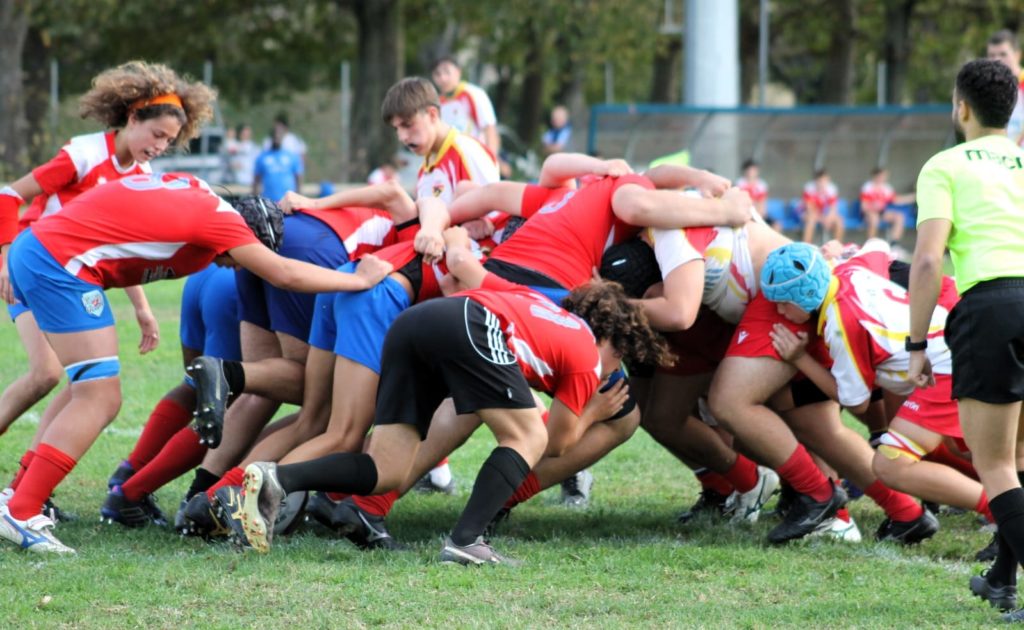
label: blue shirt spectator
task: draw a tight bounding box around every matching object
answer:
[542,105,572,155]
[253,136,303,202]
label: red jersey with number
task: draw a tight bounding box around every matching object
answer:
[489,175,652,289]
[462,286,602,415]
[476,184,573,252]
[299,206,397,259]
[30,173,258,288]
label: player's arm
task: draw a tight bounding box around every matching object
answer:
[769,324,847,409]
[279,180,416,221]
[544,398,588,457]
[908,217,950,383]
[637,260,704,331]
[442,226,487,290]
[643,163,730,197]
[447,181,529,225]
[483,124,500,156]
[228,243,392,293]
[413,196,450,264]
[123,285,160,354]
[612,184,752,228]
[537,153,631,188]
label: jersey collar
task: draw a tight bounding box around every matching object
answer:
[424,128,458,172]
[816,276,841,335]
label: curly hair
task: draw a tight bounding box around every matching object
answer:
[562,280,675,368]
[77,60,217,148]
[955,58,1018,129]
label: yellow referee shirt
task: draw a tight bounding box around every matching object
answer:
[916,134,1024,293]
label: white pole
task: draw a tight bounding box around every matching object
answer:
[340,61,351,182]
[758,0,768,106]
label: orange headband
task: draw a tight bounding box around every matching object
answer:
[129,93,184,112]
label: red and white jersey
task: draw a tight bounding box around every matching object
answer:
[490,175,652,290]
[735,177,768,203]
[20,131,151,233]
[859,180,895,210]
[439,81,498,144]
[646,222,758,325]
[299,206,396,259]
[802,180,838,211]
[417,129,499,205]
[463,286,601,416]
[818,252,957,408]
[31,173,258,288]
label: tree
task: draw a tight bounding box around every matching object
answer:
[0,0,32,179]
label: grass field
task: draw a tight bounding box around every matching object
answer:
[0,280,1005,628]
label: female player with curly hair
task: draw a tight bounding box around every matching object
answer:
[0,60,216,457]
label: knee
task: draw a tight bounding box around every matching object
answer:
[708,387,743,431]
[29,363,63,394]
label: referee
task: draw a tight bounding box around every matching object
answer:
[908,58,1024,619]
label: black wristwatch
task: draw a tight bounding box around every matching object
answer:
[905,337,927,352]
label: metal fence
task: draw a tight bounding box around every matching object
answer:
[587,104,956,202]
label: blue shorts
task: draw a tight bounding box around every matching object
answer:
[527,284,569,306]
[7,230,114,334]
[6,300,30,322]
[308,263,411,374]
[180,264,242,361]
[236,213,348,340]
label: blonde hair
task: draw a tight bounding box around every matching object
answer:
[77,60,217,148]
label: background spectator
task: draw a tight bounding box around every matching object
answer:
[226,123,258,187]
[987,29,1024,146]
[801,168,844,244]
[735,158,769,223]
[431,56,500,156]
[542,105,572,155]
[263,113,307,168]
[253,124,303,202]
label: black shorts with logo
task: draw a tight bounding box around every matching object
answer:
[946,278,1024,404]
[374,297,536,439]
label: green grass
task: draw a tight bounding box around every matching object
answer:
[0,280,1003,628]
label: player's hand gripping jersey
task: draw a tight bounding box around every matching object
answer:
[29,173,258,288]
[819,253,957,408]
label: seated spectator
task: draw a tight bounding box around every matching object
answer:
[734,159,776,228]
[801,168,844,244]
[859,167,915,251]
[542,105,572,155]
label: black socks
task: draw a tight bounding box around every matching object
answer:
[450,447,530,546]
[275,452,378,497]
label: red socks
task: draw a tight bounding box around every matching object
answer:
[206,467,246,499]
[865,480,923,523]
[9,449,36,490]
[697,469,735,497]
[504,471,541,509]
[924,443,979,480]
[722,455,759,494]
[8,444,77,520]
[835,507,851,523]
[353,491,399,517]
[126,398,192,471]
[121,428,207,501]
[776,445,833,503]
[977,492,994,524]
